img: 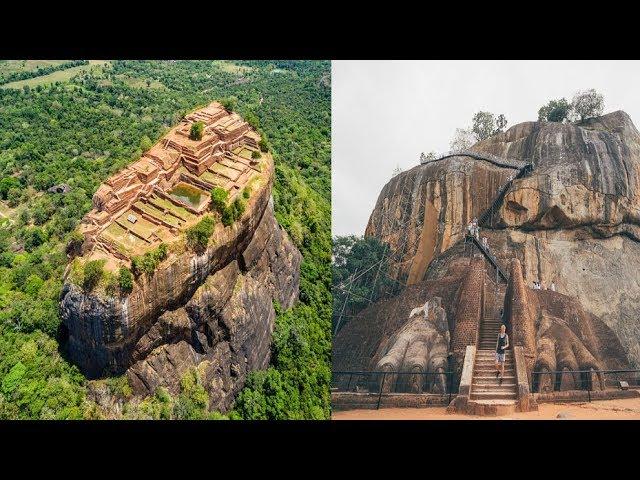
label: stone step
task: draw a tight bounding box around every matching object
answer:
[476,357,513,362]
[475,368,515,375]
[476,365,514,370]
[473,377,516,385]
[472,399,516,405]
[475,360,513,365]
[476,353,512,359]
[471,385,518,393]
[470,391,518,400]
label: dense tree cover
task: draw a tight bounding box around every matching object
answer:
[0,60,89,86]
[538,98,572,123]
[0,60,331,419]
[210,186,228,213]
[185,216,215,252]
[331,235,393,334]
[83,259,105,291]
[131,242,168,277]
[118,266,133,293]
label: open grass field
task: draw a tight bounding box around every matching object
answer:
[115,74,165,90]
[213,60,253,75]
[1,60,111,89]
[0,60,70,79]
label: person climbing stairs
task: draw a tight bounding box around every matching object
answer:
[470,282,517,402]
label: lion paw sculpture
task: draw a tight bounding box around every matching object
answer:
[533,313,604,393]
[374,297,450,393]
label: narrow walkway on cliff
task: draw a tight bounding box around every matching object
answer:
[478,162,534,228]
[465,234,509,283]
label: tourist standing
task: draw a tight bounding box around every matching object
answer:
[473,217,479,239]
[495,325,509,384]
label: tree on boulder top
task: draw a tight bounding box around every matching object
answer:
[450,128,475,150]
[472,111,507,141]
[189,121,205,141]
[572,89,604,122]
[538,98,572,123]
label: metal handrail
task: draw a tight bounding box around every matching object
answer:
[465,234,509,282]
[332,370,457,409]
[420,150,526,170]
[530,368,640,402]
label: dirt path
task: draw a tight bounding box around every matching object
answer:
[333,397,640,420]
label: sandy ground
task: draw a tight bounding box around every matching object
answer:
[333,397,640,420]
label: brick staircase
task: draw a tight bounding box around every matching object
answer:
[469,283,517,408]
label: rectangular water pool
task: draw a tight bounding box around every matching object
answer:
[169,182,208,210]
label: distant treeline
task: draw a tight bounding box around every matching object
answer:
[0,61,89,86]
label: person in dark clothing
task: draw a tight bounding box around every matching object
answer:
[495,324,509,384]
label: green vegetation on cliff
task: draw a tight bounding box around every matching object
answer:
[0,60,331,420]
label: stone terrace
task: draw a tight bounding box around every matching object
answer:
[79,101,266,261]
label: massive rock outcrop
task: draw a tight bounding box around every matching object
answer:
[61,103,301,412]
[336,111,640,391]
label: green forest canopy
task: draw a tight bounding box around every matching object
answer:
[0,60,331,420]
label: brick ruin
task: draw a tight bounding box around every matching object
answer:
[504,257,628,394]
[79,102,265,262]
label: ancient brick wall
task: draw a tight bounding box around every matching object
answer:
[448,257,485,378]
[504,258,537,371]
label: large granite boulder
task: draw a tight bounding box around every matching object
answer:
[62,197,301,412]
[338,111,640,378]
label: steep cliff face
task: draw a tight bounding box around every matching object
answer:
[60,106,302,411]
[339,111,640,377]
[365,155,521,284]
[125,202,301,411]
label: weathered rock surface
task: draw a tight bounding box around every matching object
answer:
[337,111,640,385]
[126,205,301,411]
[61,172,301,411]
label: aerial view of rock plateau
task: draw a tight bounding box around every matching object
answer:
[332,60,640,419]
[0,60,330,420]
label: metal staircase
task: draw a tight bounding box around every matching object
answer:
[478,162,533,227]
[465,234,509,283]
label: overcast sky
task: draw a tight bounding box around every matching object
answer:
[332,60,640,237]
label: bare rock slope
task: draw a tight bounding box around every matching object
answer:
[337,111,640,387]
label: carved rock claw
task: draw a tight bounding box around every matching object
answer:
[374,297,450,394]
[533,316,604,393]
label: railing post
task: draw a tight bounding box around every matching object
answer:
[377,372,386,410]
[347,373,353,391]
